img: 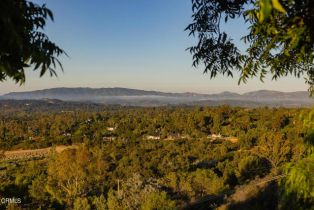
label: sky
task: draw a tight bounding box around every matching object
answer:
[0,0,308,94]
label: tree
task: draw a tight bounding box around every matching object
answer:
[281,154,314,209]
[92,195,108,210]
[252,132,292,172]
[0,0,65,83]
[73,197,91,210]
[186,0,314,94]
[107,173,167,210]
[279,110,314,208]
[29,174,49,203]
[192,169,227,197]
[46,146,107,206]
[141,191,177,210]
[272,113,289,131]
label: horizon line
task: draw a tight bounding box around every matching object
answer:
[1,86,309,96]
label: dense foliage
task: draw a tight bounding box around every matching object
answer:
[0,0,65,83]
[187,0,314,93]
[0,105,313,209]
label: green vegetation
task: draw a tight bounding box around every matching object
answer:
[187,0,314,93]
[0,0,65,83]
[0,1,313,209]
[0,105,313,209]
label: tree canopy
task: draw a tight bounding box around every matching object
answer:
[1,105,313,209]
[186,0,314,94]
[0,0,65,84]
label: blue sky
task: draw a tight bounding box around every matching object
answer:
[0,0,307,94]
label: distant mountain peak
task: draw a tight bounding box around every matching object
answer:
[220,91,240,96]
[1,87,312,107]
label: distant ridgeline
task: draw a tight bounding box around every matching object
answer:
[1,87,313,107]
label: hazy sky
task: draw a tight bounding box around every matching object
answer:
[0,0,308,94]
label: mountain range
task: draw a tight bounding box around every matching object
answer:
[1,87,313,107]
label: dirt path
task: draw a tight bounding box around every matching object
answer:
[1,145,78,161]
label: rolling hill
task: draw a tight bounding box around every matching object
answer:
[1,87,313,107]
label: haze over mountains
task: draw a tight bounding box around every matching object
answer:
[1,87,313,107]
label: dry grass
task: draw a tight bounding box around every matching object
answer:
[2,145,78,161]
[217,175,278,210]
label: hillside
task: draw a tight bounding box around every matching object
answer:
[1,87,313,107]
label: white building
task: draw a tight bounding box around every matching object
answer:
[146,135,161,140]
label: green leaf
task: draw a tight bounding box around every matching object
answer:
[258,0,272,22]
[272,0,286,13]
